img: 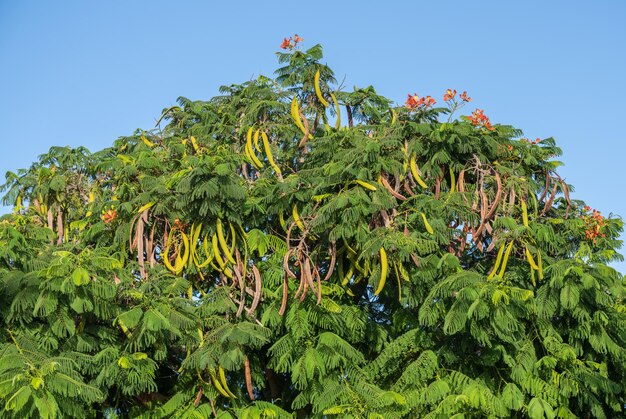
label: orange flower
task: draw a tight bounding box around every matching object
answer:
[467,108,483,124]
[405,93,436,110]
[280,37,292,49]
[443,89,457,101]
[281,34,303,50]
[405,94,422,109]
[102,209,117,224]
[460,91,471,102]
[467,108,494,130]
[582,206,606,243]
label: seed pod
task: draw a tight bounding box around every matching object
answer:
[190,136,200,153]
[216,219,236,265]
[390,108,397,125]
[219,366,237,399]
[374,247,388,296]
[487,242,506,280]
[212,234,227,269]
[253,129,261,152]
[140,134,155,148]
[355,180,377,191]
[449,168,456,195]
[497,241,515,278]
[244,356,255,400]
[341,261,355,286]
[245,128,264,169]
[292,204,305,232]
[525,245,539,270]
[410,154,428,188]
[291,96,308,136]
[521,199,529,227]
[209,368,231,398]
[314,69,329,107]
[421,212,434,235]
[261,131,282,176]
[381,176,407,200]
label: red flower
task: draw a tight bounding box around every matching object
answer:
[443,89,457,101]
[581,206,606,243]
[280,37,292,49]
[405,93,435,110]
[467,108,494,130]
[102,209,117,224]
[405,94,421,109]
[281,34,303,50]
[460,91,471,102]
[467,108,483,124]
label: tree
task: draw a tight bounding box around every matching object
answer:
[1,37,624,418]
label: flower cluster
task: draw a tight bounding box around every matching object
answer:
[467,108,495,131]
[443,89,471,102]
[102,209,117,224]
[405,93,436,110]
[521,138,541,145]
[280,34,304,50]
[582,206,606,243]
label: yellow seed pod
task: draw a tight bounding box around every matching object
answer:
[374,247,388,296]
[314,69,329,107]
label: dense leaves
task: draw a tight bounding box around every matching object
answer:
[1,39,625,418]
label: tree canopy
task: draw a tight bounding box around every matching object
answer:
[1,38,625,418]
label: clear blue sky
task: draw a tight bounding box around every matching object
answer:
[1,1,625,271]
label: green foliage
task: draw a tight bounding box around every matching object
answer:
[1,39,625,417]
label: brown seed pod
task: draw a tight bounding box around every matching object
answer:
[278,272,289,316]
[244,356,255,400]
[249,265,262,314]
[540,182,559,216]
[381,176,407,201]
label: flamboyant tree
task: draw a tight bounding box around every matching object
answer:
[1,37,625,418]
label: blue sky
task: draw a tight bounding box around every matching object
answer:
[1,1,625,271]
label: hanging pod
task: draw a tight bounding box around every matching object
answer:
[216,218,236,264]
[497,241,515,278]
[487,242,506,280]
[314,69,329,107]
[410,155,428,188]
[261,131,282,175]
[291,96,309,137]
[374,247,388,296]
